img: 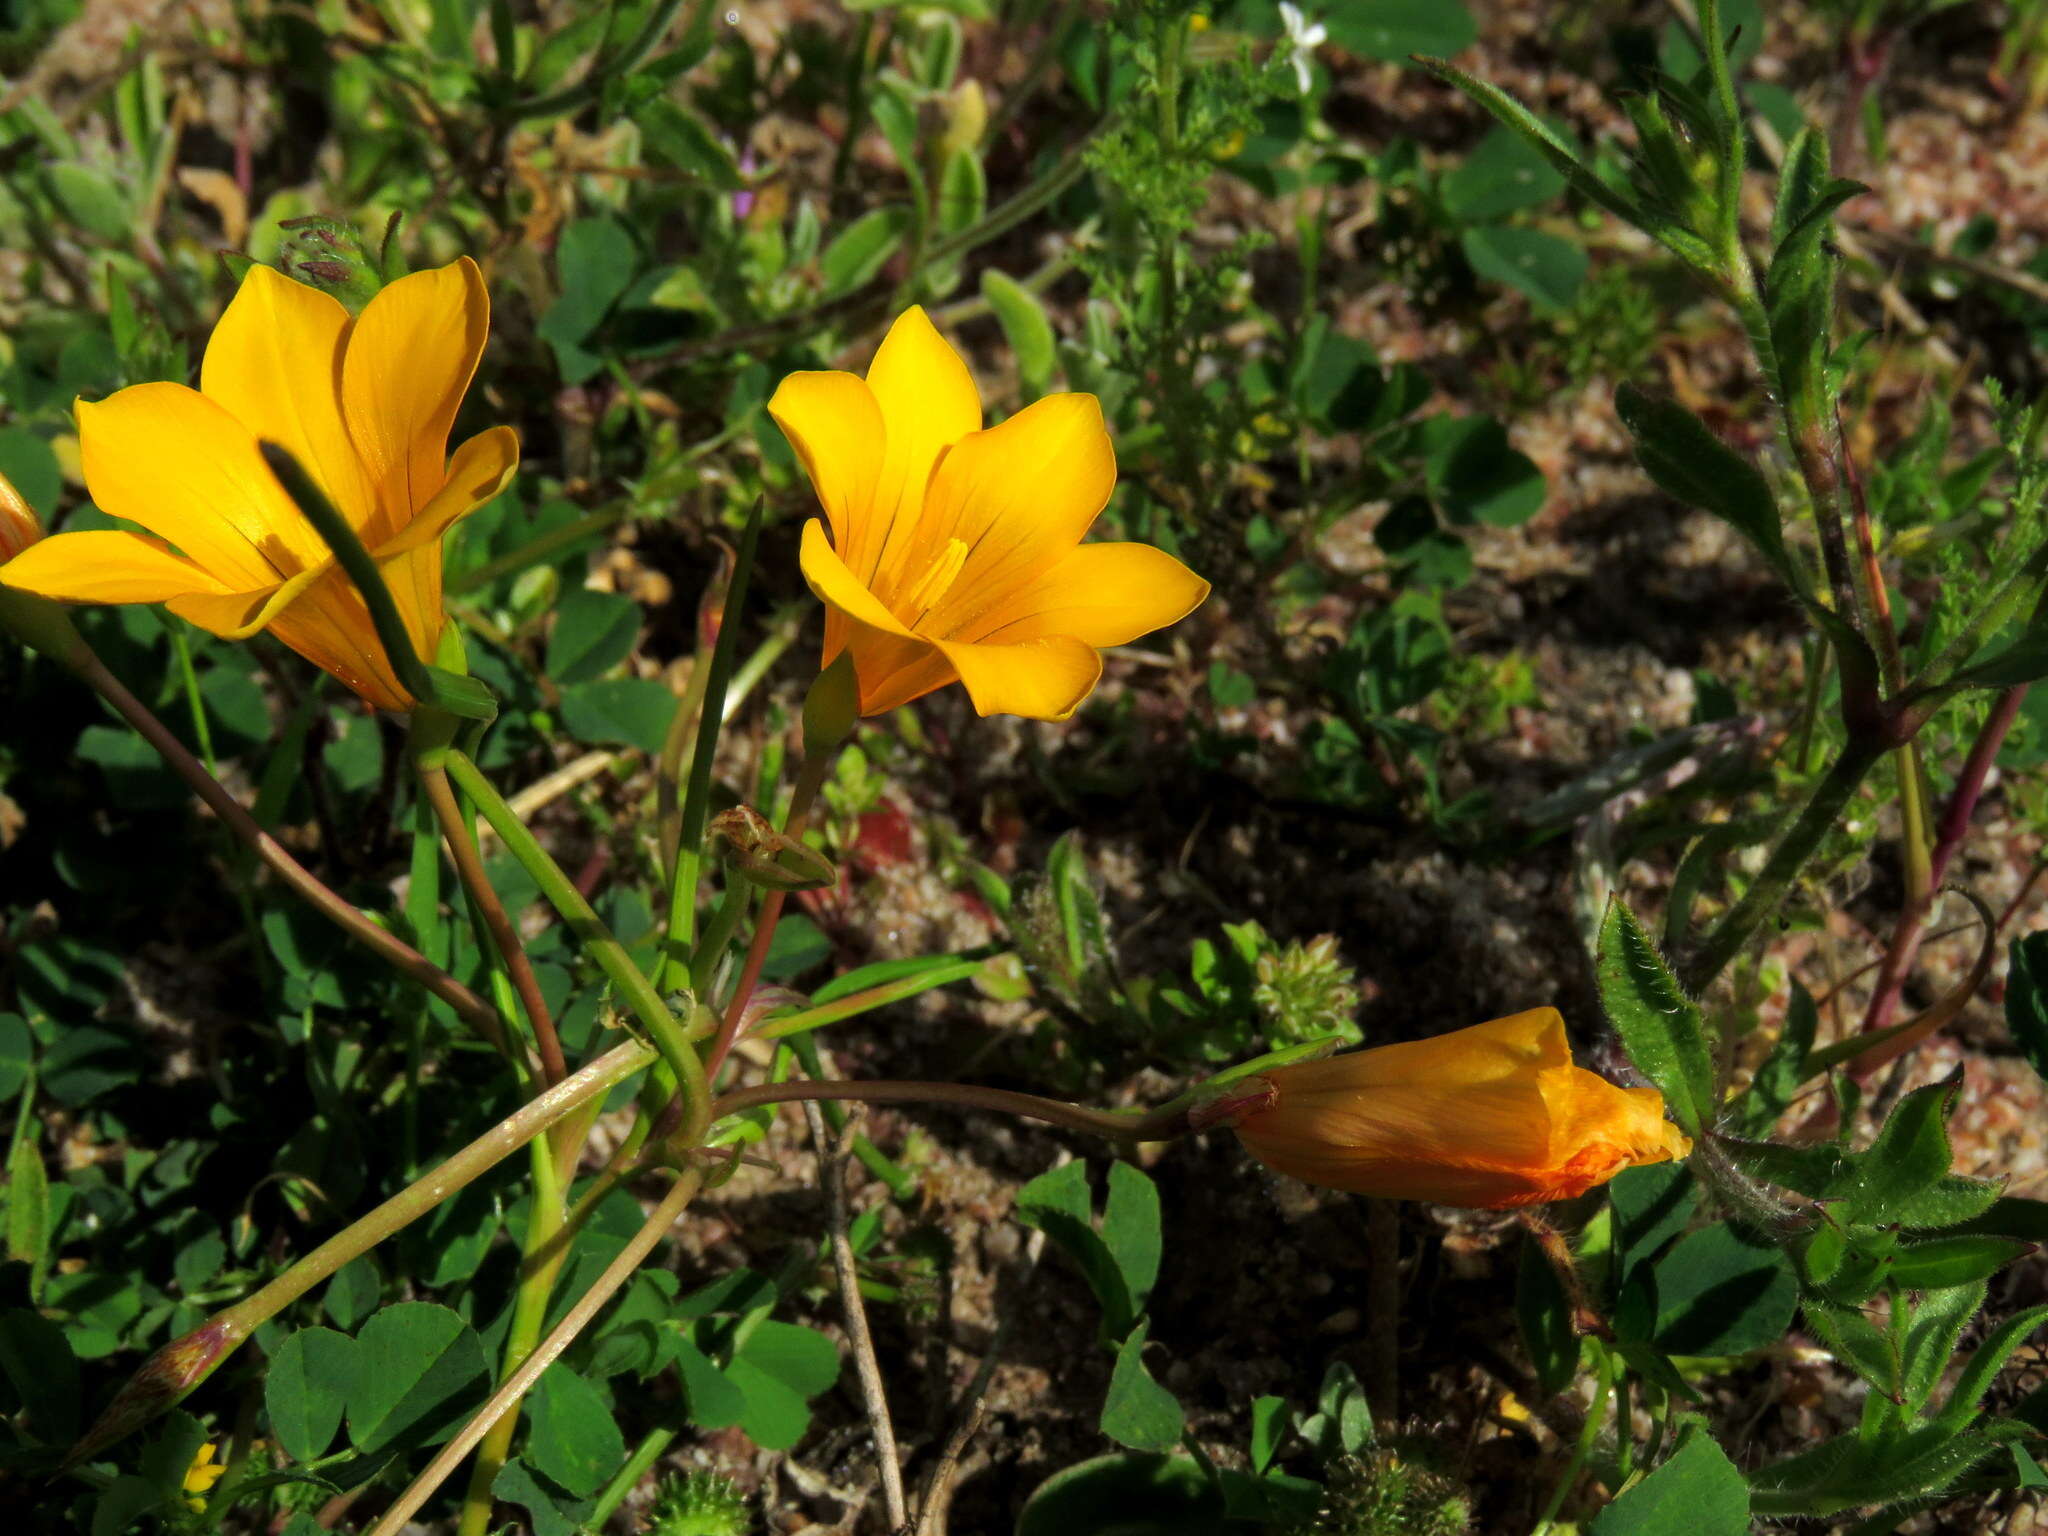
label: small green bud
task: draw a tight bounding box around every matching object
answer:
[1253,931,1363,1050]
[642,1470,751,1536]
[275,216,384,313]
[1292,1444,1472,1536]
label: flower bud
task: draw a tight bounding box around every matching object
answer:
[0,467,41,560]
[275,216,384,312]
[709,805,837,892]
[64,1315,248,1467]
[1231,1008,1690,1209]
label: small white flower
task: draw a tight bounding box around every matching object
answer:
[1278,2,1327,96]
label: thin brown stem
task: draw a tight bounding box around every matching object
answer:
[804,1103,907,1526]
[703,742,835,1079]
[711,1078,1191,1143]
[75,653,510,1055]
[421,762,566,1086]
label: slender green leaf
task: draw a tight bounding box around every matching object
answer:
[1596,896,1716,1136]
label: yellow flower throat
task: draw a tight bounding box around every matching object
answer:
[901,537,969,626]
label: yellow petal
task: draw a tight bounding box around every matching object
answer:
[799,519,953,715]
[767,370,885,554]
[965,541,1210,647]
[0,530,234,604]
[934,633,1103,721]
[77,384,322,585]
[170,564,322,640]
[862,306,981,594]
[264,565,413,711]
[374,425,520,670]
[200,266,376,531]
[341,256,490,546]
[912,393,1116,639]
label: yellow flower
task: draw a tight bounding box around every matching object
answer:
[0,257,518,711]
[183,1440,227,1512]
[768,307,1210,721]
[1231,1008,1691,1209]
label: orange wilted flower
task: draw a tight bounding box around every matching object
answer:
[0,257,517,711]
[1227,1009,1691,1209]
[768,307,1210,721]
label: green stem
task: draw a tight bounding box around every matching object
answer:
[1679,738,1883,993]
[368,1171,706,1536]
[751,959,987,1041]
[454,1138,570,1536]
[1531,1345,1617,1536]
[661,499,765,988]
[448,504,627,595]
[585,1426,676,1528]
[439,750,713,1143]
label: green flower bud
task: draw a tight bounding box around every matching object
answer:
[275,216,385,313]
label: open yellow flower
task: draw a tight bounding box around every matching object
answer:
[182,1441,227,1512]
[768,307,1210,721]
[0,257,517,711]
[1231,1008,1691,1209]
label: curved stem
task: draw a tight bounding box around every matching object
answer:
[73,652,510,1055]
[420,761,566,1086]
[1531,1345,1617,1536]
[368,1170,705,1536]
[709,1078,1192,1143]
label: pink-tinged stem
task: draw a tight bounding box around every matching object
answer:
[1854,684,2027,1067]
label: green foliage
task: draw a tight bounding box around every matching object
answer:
[644,1470,752,1536]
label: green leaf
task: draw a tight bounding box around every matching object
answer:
[1588,1427,1749,1534]
[559,677,675,753]
[1016,1160,1137,1339]
[1460,224,1586,312]
[1595,896,1716,1138]
[545,588,642,686]
[635,99,742,188]
[1102,1163,1161,1325]
[1940,1304,2048,1431]
[1806,1298,1899,1395]
[1423,413,1547,527]
[1100,1320,1183,1453]
[493,1458,594,1536]
[1016,1453,1230,1536]
[0,431,62,519]
[322,1255,382,1332]
[6,1132,50,1282]
[266,1327,360,1463]
[1613,384,1794,589]
[981,269,1057,400]
[1886,1236,2032,1292]
[525,1363,624,1499]
[1515,1233,1582,1399]
[1250,1395,1286,1475]
[0,1307,81,1444]
[45,163,131,243]
[1647,1223,1797,1356]
[345,1302,490,1457]
[672,1335,748,1429]
[820,208,912,297]
[1841,1074,1963,1228]
[1740,980,1816,1134]
[1441,125,1566,221]
[539,217,637,380]
[2007,931,2048,1087]
[1609,1161,1698,1280]
[1326,0,1475,60]
[936,148,986,236]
